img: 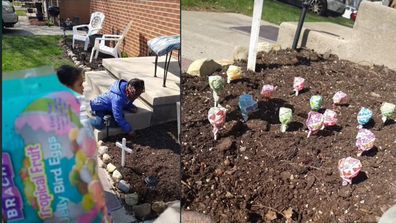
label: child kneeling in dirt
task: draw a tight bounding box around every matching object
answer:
[89,78,145,136]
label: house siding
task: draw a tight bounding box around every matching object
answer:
[90,0,180,57]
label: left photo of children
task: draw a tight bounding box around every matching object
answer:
[2,0,181,222]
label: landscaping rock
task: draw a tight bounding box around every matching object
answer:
[151,201,167,214]
[118,180,131,193]
[106,163,117,173]
[257,42,282,53]
[112,170,122,182]
[75,61,81,66]
[97,157,104,168]
[97,140,104,147]
[125,192,139,206]
[102,153,111,164]
[187,59,222,77]
[133,203,151,219]
[233,46,248,61]
[98,146,108,156]
[84,67,92,72]
[216,59,234,66]
[216,137,234,152]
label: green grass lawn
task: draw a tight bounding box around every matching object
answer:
[182,0,354,27]
[2,35,74,72]
[15,9,26,17]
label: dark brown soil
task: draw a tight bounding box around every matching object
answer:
[181,49,396,223]
[103,122,180,218]
[61,37,112,71]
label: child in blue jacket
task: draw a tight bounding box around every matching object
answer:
[89,78,145,135]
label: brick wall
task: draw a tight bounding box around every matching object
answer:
[90,0,180,57]
[59,0,91,24]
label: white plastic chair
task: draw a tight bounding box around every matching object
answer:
[72,12,105,51]
[89,21,133,62]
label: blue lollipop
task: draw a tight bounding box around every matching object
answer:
[357,107,373,128]
[239,94,258,122]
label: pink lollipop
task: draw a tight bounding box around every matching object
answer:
[338,157,362,186]
[260,85,277,100]
[293,77,305,96]
[333,91,348,108]
[356,128,376,156]
[306,111,324,138]
[323,109,338,127]
[208,107,227,140]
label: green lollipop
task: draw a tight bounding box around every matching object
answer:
[208,75,225,107]
[380,102,396,123]
[279,107,292,132]
[310,95,323,111]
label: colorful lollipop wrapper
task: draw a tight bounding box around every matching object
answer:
[279,107,292,133]
[338,157,362,186]
[306,111,324,138]
[310,95,323,111]
[226,65,243,84]
[293,77,305,96]
[261,84,277,100]
[380,102,396,123]
[208,75,225,106]
[333,91,348,106]
[239,94,258,122]
[356,128,376,156]
[323,109,338,127]
[357,107,373,128]
[208,107,227,140]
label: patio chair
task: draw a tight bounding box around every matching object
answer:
[89,21,133,63]
[72,12,105,51]
[147,35,181,87]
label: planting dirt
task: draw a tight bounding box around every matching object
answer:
[181,49,396,223]
[102,122,180,220]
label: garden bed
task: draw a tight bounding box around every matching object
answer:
[181,49,396,223]
[102,122,180,220]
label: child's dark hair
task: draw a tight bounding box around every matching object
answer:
[56,65,83,86]
[128,78,145,91]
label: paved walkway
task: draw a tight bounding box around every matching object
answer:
[181,10,279,70]
[3,15,72,36]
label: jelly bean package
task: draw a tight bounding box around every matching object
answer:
[2,73,108,222]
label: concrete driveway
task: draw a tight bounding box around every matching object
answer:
[181,10,279,69]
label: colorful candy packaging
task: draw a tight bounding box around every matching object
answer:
[260,85,276,100]
[306,111,324,138]
[2,71,109,223]
[338,157,362,186]
[279,107,292,133]
[226,65,243,84]
[293,77,305,96]
[208,75,225,107]
[332,91,348,108]
[356,128,376,156]
[380,102,396,123]
[357,107,373,128]
[323,109,338,127]
[310,95,323,111]
[208,107,227,140]
[239,94,258,122]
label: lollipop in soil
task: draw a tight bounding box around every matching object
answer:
[208,107,227,140]
[380,102,395,124]
[356,129,376,157]
[357,107,373,128]
[238,94,258,122]
[279,107,292,133]
[310,95,323,111]
[208,75,225,107]
[306,111,324,138]
[261,84,277,101]
[293,77,305,96]
[338,157,362,186]
[332,91,348,109]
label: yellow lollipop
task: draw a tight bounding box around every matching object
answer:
[81,194,95,211]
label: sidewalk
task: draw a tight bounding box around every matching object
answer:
[181,10,279,70]
[2,16,72,36]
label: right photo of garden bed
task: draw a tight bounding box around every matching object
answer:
[180,48,396,223]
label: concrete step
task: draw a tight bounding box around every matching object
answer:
[93,98,153,141]
[102,56,180,125]
[102,56,180,106]
[84,70,153,141]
